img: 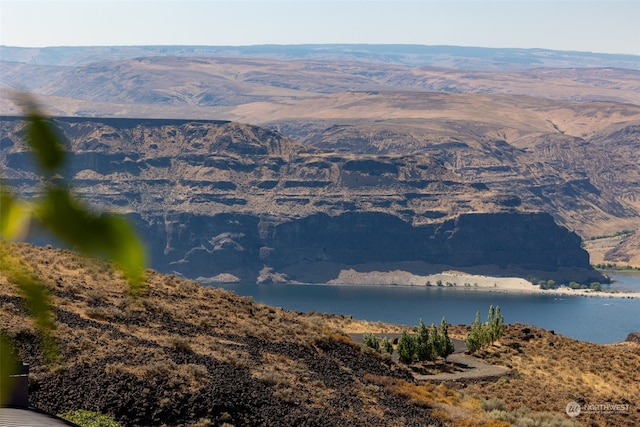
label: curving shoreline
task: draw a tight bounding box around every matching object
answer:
[324,268,640,299]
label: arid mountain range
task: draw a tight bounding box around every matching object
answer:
[2,44,640,70]
[1,45,639,270]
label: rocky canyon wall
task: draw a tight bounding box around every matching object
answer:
[0,116,604,283]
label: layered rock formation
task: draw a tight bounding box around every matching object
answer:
[0,116,603,283]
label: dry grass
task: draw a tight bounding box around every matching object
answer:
[2,244,415,424]
[251,352,336,406]
[1,242,327,373]
[365,374,510,426]
[460,324,640,426]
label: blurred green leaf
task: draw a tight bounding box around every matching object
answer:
[37,187,146,291]
[1,189,32,241]
[1,96,148,391]
[26,111,66,173]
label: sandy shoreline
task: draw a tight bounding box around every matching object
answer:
[323,269,640,299]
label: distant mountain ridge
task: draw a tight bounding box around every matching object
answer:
[2,44,640,70]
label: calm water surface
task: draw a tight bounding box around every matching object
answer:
[211,274,640,344]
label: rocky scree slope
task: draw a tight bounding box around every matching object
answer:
[0,116,602,283]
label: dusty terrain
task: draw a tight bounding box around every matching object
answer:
[1,244,442,426]
[2,244,639,426]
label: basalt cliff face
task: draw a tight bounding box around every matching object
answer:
[126,210,594,284]
[0,116,603,283]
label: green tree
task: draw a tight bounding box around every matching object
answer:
[465,306,506,354]
[363,332,381,353]
[439,317,455,359]
[484,305,505,343]
[397,330,415,364]
[464,329,482,354]
[1,98,147,405]
[381,336,393,355]
[491,306,505,341]
[428,323,442,361]
[415,320,434,361]
[465,311,484,353]
[487,305,496,327]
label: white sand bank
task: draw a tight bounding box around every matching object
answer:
[326,269,640,299]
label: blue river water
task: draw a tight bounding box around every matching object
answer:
[211,274,640,344]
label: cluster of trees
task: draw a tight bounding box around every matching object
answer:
[362,332,394,355]
[567,281,602,291]
[396,318,455,364]
[397,319,455,364]
[364,307,507,362]
[362,318,455,364]
[528,277,604,291]
[594,263,640,271]
[464,305,505,354]
[586,230,634,241]
[528,277,560,289]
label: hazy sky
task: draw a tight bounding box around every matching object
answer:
[1,1,639,55]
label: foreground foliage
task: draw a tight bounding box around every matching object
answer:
[0,98,146,404]
[58,410,122,427]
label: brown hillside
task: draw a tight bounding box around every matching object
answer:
[2,57,639,106]
[0,244,448,426]
[2,244,639,426]
[457,325,640,427]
